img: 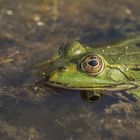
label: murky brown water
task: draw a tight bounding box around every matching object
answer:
[0,0,140,139]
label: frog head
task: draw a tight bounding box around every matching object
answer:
[38,41,137,102]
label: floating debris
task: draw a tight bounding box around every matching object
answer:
[6,10,13,16]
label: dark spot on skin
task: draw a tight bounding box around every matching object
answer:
[136,43,140,48]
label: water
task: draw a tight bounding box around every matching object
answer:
[0,0,140,139]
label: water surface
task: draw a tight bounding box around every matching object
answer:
[0,0,140,139]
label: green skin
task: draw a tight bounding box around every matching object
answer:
[37,36,140,102]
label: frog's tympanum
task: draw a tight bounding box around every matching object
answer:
[37,36,140,102]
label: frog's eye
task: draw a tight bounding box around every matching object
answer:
[81,54,104,75]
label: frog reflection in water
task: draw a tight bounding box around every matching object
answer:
[37,36,140,102]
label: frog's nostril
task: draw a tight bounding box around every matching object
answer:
[59,66,67,72]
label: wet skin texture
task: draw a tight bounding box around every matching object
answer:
[37,36,140,102]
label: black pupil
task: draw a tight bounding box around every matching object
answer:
[88,59,98,67]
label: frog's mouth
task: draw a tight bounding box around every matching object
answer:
[45,80,137,92]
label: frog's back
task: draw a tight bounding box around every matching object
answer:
[93,36,140,65]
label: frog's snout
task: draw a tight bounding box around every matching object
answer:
[45,66,68,84]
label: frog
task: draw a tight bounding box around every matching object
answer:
[37,36,140,103]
